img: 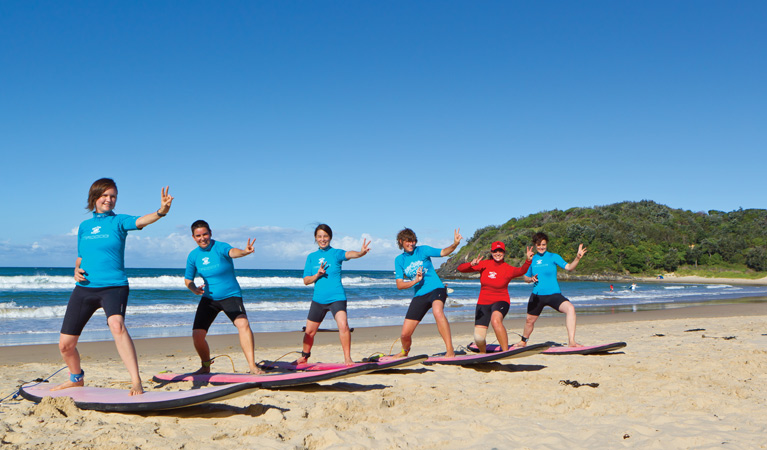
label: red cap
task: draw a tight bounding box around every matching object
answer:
[491,241,505,252]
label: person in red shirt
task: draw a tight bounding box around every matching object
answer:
[457,241,533,353]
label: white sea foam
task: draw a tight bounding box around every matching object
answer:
[0,274,393,291]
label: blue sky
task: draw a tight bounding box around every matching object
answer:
[1,1,765,270]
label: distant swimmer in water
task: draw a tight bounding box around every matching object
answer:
[631,283,638,290]
[516,232,587,349]
[184,220,262,375]
[297,224,370,366]
[394,227,462,358]
[55,178,173,395]
[610,284,614,291]
[457,241,533,353]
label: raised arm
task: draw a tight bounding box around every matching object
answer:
[440,228,462,257]
[136,186,173,229]
[229,238,256,259]
[565,244,588,271]
[456,254,484,273]
[345,238,371,260]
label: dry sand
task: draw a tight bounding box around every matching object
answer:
[1,303,766,449]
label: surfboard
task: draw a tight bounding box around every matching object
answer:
[467,341,627,355]
[422,343,550,365]
[258,354,428,372]
[19,382,258,413]
[153,363,377,388]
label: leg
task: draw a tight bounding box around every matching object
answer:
[298,320,320,364]
[333,310,354,365]
[233,315,262,374]
[192,329,212,374]
[515,314,538,348]
[52,333,83,391]
[473,325,488,353]
[431,301,454,358]
[399,319,419,356]
[558,301,581,347]
[106,315,143,395]
[490,310,509,351]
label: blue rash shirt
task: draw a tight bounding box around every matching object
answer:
[303,247,348,304]
[185,240,242,300]
[76,211,140,288]
[525,251,568,295]
[394,245,445,297]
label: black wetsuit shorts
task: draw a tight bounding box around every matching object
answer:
[306,300,347,323]
[60,285,129,336]
[193,296,247,331]
[526,293,569,316]
[475,301,510,327]
[405,287,448,322]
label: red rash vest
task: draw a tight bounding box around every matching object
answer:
[456,259,531,305]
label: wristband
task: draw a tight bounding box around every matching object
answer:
[156,209,167,217]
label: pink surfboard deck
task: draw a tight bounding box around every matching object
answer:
[467,341,627,355]
[258,354,428,372]
[154,363,378,388]
[19,382,258,412]
[423,343,550,365]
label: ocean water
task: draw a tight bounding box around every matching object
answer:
[2,267,767,347]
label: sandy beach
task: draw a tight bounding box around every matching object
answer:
[1,302,766,449]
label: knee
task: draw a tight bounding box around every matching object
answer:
[192,330,207,343]
[490,317,504,328]
[107,317,127,334]
[526,315,538,326]
[59,339,76,355]
[234,318,251,332]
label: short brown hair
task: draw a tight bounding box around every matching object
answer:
[396,228,417,249]
[86,178,117,211]
[532,232,549,245]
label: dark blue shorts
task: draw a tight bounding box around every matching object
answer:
[474,301,510,327]
[60,285,129,336]
[307,300,347,324]
[405,288,448,322]
[193,296,247,331]
[527,293,569,316]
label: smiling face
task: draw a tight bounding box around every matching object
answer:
[491,249,505,262]
[400,239,416,253]
[193,227,212,249]
[94,188,117,214]
[315,229,331,249]
[536,239,548,255]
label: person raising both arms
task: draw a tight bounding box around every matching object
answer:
[394,228,462,358]
[516,232,587,348]
[297,224,371,366]
[457,241,534,353]
[55,178,173,395]
[184,220,262,374]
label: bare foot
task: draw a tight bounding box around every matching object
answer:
[51,379,84,391]
[129,382,144,396]
[512,341,527,349]
[248,366,264,375]
[445,351,456,358]
[567,342,584,348]
[294,356,308,365]
[344,359,355,366]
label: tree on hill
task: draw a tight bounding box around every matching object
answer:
[438,201,767,278]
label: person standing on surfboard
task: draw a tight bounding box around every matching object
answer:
[394,228,462,358]
[184,220,263,375]
[297,224,371,366]
[516,232,587,348]
[54,178,173,396]
[457,241,534,353]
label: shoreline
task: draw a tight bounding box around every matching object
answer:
[2,301,766,448]
[3,300,766,365]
